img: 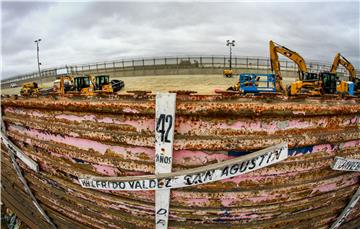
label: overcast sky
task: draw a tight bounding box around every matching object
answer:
[1,1,359,79]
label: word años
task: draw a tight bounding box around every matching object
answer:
[156,154,172,164]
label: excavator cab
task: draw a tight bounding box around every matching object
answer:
[319,72,337,94]
[73,75,95,95]
[94,75,124,93]
[95,75,110,90]
[74,76,91,91]
[302,72,319,81]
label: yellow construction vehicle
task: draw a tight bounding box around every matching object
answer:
[330,53,357,96]
[57,74,124,96]
[94,75,124,93]
[269,40,322,96]
[72,75,96,96]
[53,75,74,96]
[223,69,233,78]
[20,82,40,96]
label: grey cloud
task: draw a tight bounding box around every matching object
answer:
[1,1,359,79]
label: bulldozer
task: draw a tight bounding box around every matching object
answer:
[94,75,124,93]
[55,74,124,96]
[72,75,96,96]
[20,82,40,96]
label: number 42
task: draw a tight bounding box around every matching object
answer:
[156,114,173,143]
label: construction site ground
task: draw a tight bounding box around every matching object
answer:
[1,74,296,95]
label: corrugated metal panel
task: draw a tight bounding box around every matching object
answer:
[1,95,360,228]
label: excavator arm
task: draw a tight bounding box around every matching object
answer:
[59,75,73,96]
[330,53,356,82]
[270,40,308,81]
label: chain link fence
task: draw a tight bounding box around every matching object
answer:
[1,55,357,87]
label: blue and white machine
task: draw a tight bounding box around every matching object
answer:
[239,73,277,94]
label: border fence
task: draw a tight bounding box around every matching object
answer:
[1,55,357,88]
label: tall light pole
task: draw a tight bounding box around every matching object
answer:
[226,40,235,70]
[34,39,41,84]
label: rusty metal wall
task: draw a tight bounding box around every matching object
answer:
[1,94,360,228]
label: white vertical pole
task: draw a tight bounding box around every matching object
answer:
[154,93,176,229]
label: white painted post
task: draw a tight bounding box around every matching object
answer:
[330,156,360,228]
[330,186,360,229]
[154,93,176,229]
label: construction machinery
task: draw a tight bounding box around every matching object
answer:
[54,74,124,96]
[269,40,324,96]
[223,69,233,78]
[226,73,277,94]
[330,53,358,96]
[72,75,96,96]
[94,75,124,93]
[54,75,74,96]
[20,82,40,96]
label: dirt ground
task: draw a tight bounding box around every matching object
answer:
[1,74,296,95]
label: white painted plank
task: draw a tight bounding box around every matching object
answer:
[331,157,360,172]
[0,131,39,172]
[330,185,360,229]
[154,93,176,229]
[79,143,288,191]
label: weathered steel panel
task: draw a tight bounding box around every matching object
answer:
[1,95,360,228]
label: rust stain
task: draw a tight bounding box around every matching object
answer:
[1,95,360,228]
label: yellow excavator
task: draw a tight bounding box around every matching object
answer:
[330,53,358,96]
[270,40,323,96]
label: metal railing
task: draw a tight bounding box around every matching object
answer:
[1,55,357,86]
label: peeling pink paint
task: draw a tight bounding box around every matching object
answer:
[9,125,154,160]
[55,114,96,122]
[293,111,306,115]
[186,198,209,207]
[221,198,234,207]
[97,117,115,124]
[312,144,334,154]
[5,107,45,117]
[343,140,360,148]
[123,108,139,114]
[173,149,232,165]
[312,183,337,193]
